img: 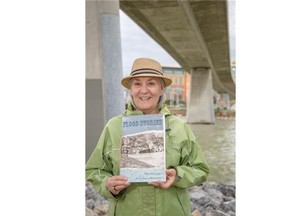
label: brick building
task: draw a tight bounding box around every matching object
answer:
[162,66,191,107]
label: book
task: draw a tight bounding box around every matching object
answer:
[120,114,166,182]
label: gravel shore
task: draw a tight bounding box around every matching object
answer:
[86,181,235,216]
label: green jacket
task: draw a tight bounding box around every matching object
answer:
[86,104,209,216]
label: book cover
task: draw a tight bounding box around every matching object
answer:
[120,114,166,182]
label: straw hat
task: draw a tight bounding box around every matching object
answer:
[121,58,172,89]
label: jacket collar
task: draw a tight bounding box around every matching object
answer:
[124,103,172,117]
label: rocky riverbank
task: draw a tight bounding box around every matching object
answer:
[86,181,235,216]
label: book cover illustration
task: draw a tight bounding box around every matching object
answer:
[120,114,166,182]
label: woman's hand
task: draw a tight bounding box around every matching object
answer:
[106,176,131,195]
[148,168,177,189]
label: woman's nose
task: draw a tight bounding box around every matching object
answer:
[140,84,148,93]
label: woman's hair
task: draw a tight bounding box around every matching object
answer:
[127,78,167,110]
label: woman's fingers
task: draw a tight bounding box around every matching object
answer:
[148,169,177,189]
[107,176,131,194]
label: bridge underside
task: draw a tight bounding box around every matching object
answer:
[120,0,235,99]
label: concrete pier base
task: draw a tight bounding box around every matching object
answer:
[86,0,124,161]
[186,68,215,124]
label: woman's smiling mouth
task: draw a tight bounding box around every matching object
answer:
[140,96,151,100]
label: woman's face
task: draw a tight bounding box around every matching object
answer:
[130,77,164,114]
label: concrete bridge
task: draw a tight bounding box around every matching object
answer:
[120,0,235,98]
[86,0,235,160]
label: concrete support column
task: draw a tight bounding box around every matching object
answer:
[86,0,124,161]
[186,68,215,124]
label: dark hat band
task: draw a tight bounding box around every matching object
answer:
[130,68,163,76]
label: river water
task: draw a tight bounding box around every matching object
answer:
[187,119,235,185]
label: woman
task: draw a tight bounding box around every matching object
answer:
[86,58,209,216]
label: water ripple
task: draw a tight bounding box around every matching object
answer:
[188,119,235,185]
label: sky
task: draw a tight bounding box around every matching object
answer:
[119,0,236,76]
[119,11,180,75]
